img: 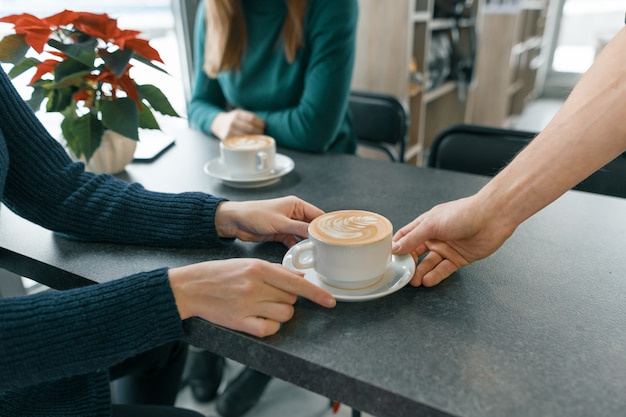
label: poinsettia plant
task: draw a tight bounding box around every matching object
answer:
[0,10,179,161]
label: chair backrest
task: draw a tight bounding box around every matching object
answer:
[349,90,409,162]
[428,124,535,176]
[428,123,626,199]
[171,0,201,105]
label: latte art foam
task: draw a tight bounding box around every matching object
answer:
[223,135,274,150]
[310,210,392,245]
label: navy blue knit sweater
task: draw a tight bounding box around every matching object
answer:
[0,67,227,416]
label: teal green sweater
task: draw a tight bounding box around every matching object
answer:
[188,0,358,154]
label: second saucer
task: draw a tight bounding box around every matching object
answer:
[204,153,295,188]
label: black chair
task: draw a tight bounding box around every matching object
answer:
[428,124,535,176]
[349,90,409,162]
[428,123,626,198]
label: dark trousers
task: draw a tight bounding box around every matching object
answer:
[109,341,204,417]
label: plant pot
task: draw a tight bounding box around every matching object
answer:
[70,130,138,175]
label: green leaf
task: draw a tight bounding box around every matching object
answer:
[26,86,47,112]
[49,37,97,68]
[100,97,140,140]
[54,58,91,83]
[0,34,30,64]
[100,48,133,78]
[138,101,160,129]
[137,84,179,117]
[46,87,75,113]
[60,110,79,152]
[62,111,104,162]
[53,70,90,89]
[7,57,41,78]
[132,53,169,74]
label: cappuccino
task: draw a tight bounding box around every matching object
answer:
[219,135,276,179]
[292,210,393,289]
[222,135,274,150]
[309,210,392,245]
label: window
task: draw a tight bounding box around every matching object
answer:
[543,0,624,97]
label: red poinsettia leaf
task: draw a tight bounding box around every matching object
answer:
[94,69,117,86]
[0,14,53,53]
[113,29,142,50]
[43,10,80,27]
[117,71,140,107]
[84,73,100,83]
[124,38,163,63]
[71,12,121,40]
[29,58,60,84]
[73,89,91,102]
[0,14,22,24]
[23,29,53,54]
[48,50,67,59]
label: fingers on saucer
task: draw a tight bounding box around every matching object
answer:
[414,252,457,287]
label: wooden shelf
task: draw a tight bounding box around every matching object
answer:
[412,11,430,22]
[470,0,551,127]
[507,79,524,96]
[404,143,423,162]
[521,0,547,10]
[428,18,476,31]
[529,55,543,70]
[512,36,543,55]
[352,0,479,166]
[408,82,423,97]
[429,18,456,30]
[424,81,456,103]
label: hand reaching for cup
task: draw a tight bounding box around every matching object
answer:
[391,196,516,287]
[211,109,266,140]
[169,195,334,337]
[215,195,325,248]
[169,258,335,337]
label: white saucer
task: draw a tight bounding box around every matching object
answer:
[203,154,295,188]
[282,240,415,302]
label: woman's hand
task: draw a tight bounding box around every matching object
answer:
[211,109,265,140]
[169,258,335,337]
[215,196,324,248]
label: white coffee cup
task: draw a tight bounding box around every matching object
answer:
[292,210,393,289]
[220,135,276,179]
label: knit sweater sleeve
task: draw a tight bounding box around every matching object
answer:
[0,68,226,247]
[0,269,183,391]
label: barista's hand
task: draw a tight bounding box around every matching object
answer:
[392,196,515,287]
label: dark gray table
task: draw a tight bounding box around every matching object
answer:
[2,126,626,417]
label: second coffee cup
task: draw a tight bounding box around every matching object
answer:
[292,209,393,289]
[220,135,276,179]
